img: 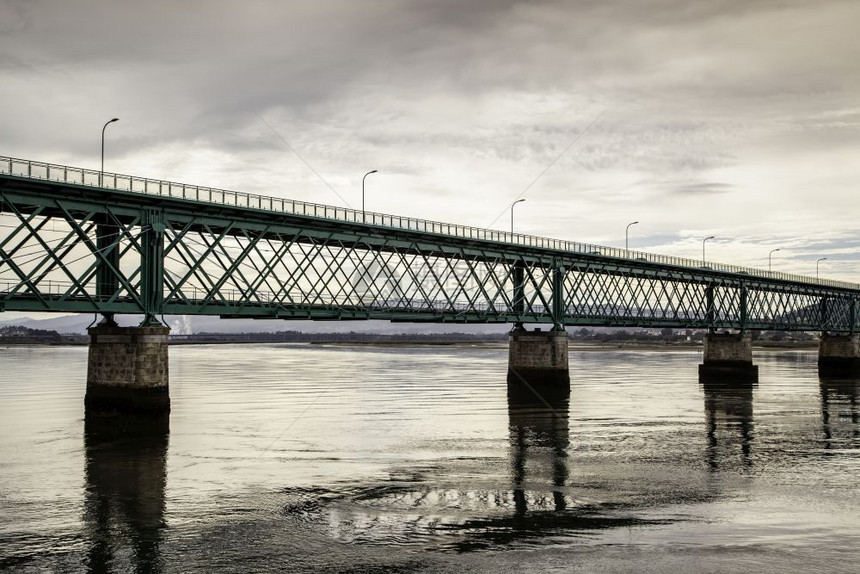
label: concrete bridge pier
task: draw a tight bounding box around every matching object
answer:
[507,326,570,401]
[85,324,171,417]
[699,332,758,384]
[818,333,860,376]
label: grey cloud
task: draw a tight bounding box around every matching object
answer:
[785,237,860,254]
[668,182,734,195]
[7,1,857,103]
[0,0,30,34]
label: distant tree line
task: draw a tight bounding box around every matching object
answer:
[170,330,512,344]
[0,324,818,346]
[170,328,817,345]
[0,325,65,343]
[572,327,815,344]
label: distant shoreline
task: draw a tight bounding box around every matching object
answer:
[0,338,820,350]
[307,340,819,351]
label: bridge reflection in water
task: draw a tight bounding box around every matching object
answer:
[509,392,570,515]
[82,416,168,573]
[703,380,755,472]
[820,376,860,449]
[316,384,663,551]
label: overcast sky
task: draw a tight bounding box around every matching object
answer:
[2,0,859,281]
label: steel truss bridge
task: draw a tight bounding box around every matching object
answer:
[2,155,859,332]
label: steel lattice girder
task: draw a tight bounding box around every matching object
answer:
[2,176,859,332]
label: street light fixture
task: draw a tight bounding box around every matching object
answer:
[510,198,526,234]
[625,221,639,251]
[768,248,780,272]
[100,117,119,187]
[817,257,828,280]
[362,169,377,223]
[702,236,715,265]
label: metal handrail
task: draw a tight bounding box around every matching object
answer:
[2,155,857,291]
[0,279,833,325]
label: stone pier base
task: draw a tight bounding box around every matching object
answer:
[818,333,860,376]
[85,325,171,416]
[698,332,758,384]
[507,328,570,400]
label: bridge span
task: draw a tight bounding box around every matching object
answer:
[2,156,859,417]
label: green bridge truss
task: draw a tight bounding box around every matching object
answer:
[2,156,858,332]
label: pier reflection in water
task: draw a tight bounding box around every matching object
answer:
[819,375,860,449]
[702,380,755,471]
[308,381,662,553]
[83,416,168,573]
[509,391,570,514]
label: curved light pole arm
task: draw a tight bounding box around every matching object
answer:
[768,248,781,272]
[100,117,119,187]
[625,221,639,251]
[362,169,377,223]
[510,198,526,234]
[817,257,828,280]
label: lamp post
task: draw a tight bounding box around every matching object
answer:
[510,198,526,234]
[768,248,780,272]
[817,257,828,280]
[702,235,715,266]
[100,117,119,187]
[362,169,377,223]
[625,221,639,251]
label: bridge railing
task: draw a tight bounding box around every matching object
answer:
[0,277,836,328]
[2,155,856,291]
[0,278,512,314]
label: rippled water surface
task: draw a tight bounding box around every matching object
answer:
[1,343,859,572]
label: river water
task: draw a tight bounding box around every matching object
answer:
[0,343,858,572]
